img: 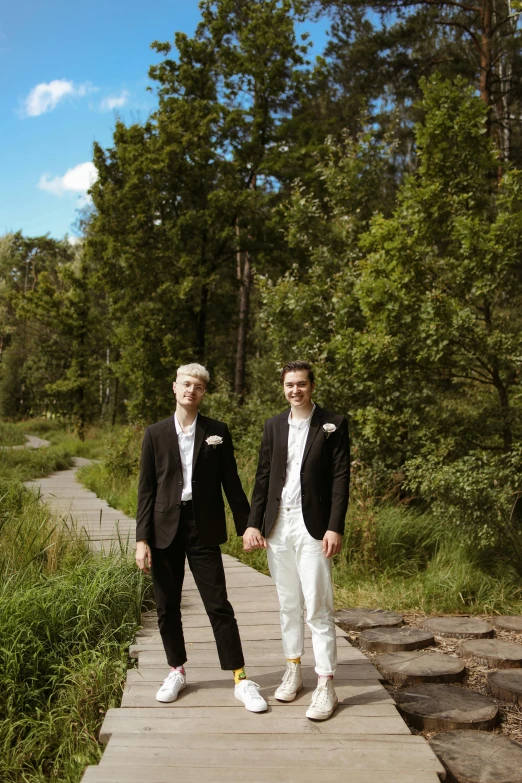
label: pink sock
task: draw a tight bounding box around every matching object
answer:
[171,665,185,675]
[318,675,333,686]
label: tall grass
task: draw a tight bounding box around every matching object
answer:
[0,421,27,446]
[0,422,151,782]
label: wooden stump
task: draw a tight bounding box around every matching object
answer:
[375,651,465,685]
[359,626,435,653]
[491,615,522,633]
[335,608,403,632]
[394,684,498,731]
[488,669,522,705]
[430,730,522,783]
[422,617,494,639]
[459,639,522,668]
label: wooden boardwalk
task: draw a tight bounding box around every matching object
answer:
[26,458,135,551]
[27,463,445,783]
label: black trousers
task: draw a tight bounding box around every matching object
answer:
[150,502,245,670]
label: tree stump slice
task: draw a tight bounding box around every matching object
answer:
[422,617,494,639]
[334,608,403,632]
[430,730,522,783]
[376,651,465,685]
[491,615,522,633]
[488,669,522,706]
[459,639,522,668]
[394,683,498,731]
[359,626,435,652]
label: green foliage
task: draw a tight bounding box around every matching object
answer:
[406,448,522,567]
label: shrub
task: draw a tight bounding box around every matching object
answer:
[405,447,522,572]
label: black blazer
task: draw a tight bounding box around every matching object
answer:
[248,405,350,539]
[136,414,250,548]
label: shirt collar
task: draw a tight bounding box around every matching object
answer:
[288,403,315,428]
[174,413,198,436]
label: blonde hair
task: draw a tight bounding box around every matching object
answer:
[176,363,210,386]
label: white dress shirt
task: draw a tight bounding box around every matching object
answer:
[174,414,197,501]
[281,405,315,508]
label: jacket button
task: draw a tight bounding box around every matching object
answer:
[178,481,182,486]
[176,503,181,509]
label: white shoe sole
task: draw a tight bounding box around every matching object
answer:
[155,683,187,703]
[235,695,268,713]
[306,697,339,721]
[275,683,303,702]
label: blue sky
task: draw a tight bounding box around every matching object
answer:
[1,1,329,240]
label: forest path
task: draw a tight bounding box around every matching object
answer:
[27,464,445,782]
[25,458,134,550]
[4,434,51,449]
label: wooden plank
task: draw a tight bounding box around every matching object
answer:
[127,664,381,682]
[130,624,346,649]
[120,680,394,708]
[135,652,365,667]
[102,703,406,720]
[99,714,409,743]
[140,611,284,627]
[97,737,445,772]
[82,764,443,783]
[107,733,426,751]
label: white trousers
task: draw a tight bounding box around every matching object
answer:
[267,506,337,676]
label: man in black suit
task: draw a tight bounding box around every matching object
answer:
[136,363,267,713]
[243,360,350,720]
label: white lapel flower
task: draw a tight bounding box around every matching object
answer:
[323,423,337,439]
[206,435,223,448]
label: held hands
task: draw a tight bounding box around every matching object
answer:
[243,526,267,552]
[322,530,342,558]
[136,540,152,574]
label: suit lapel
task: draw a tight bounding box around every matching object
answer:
[192,414,208,470]
[301,405,323,467]
[279,412,290,471]
[166,416,182,469]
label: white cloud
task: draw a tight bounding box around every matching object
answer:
[22,79,96,117]
[38,161,97,197]
[100,90,129,111]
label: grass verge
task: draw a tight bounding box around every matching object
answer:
[0,421,27,446]
[0,421,151,783]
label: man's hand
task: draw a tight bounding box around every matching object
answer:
[243,526,267,552]
[136,540,152,574]
[322,531,342,558]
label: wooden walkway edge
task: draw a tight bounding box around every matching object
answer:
[26,465,446,783]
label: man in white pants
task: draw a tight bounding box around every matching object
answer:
[243,361,350,720]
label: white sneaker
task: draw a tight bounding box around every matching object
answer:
[306,679,338,720]
[275,662,303,702]
[234,679,268,713]
[155,669,187,703]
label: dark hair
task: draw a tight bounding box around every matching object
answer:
[280,361,315,385]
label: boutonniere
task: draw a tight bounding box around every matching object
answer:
[206,435,223,448]
[323,423,337,439]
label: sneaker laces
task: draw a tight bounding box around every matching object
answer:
[310,684,329,708]
[242,680,262,696]
[281,665,297,688]
[163,670,184,685]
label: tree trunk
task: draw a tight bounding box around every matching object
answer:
[111,375,119,427]
[479,0,493,114]
[197,284,208,362]
[234,247,252,401]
